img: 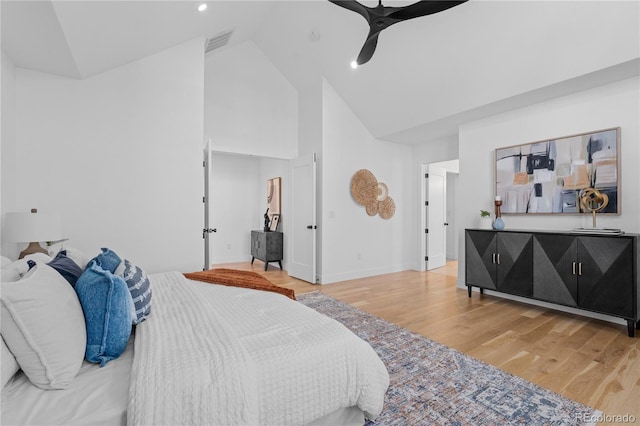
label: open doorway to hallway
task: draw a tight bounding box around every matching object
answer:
[421,160,459,271]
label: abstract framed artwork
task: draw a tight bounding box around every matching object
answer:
[495,127,620,214]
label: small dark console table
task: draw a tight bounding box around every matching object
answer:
[465,229,640,337]
[251,231,283,271]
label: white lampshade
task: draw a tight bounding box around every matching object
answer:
[3,211,61,243]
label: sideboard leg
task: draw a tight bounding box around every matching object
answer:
[627,320,635,338]
[480,288,484,295]
[251,257,255,265]
[467,285,472,297]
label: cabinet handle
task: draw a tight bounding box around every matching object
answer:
[578,263,582,276]
[492,253,496,264]
[572,261,576,275]
[496,253,500,265]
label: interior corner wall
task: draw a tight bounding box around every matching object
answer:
[457,76,640,287]
[204,40,298,159]
[1,50,18,259]
[320,79,413,284]
[11,38,205,273]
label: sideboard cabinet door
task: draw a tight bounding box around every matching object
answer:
[533,234,578,306]
[465,230,497,290]
[465,230,533,297]
[577,236,634,318]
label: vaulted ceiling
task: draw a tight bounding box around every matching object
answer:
[2,1,639,144]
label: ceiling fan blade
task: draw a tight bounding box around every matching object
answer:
[327,0,371,22]
[389,0,468,21]
[356,30,380,65]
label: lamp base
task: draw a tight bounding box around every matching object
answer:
[18,242,49,259]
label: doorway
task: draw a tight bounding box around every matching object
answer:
[420,159,459,271]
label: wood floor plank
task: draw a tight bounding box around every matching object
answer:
[211,261,639,420]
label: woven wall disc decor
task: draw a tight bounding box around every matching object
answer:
[365,202,378,216]
[378,197,396,219]
[351,169,396,220]
[351,169,378,206]
[377,182,389,201]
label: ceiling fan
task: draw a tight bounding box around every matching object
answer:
[328,0,468,66]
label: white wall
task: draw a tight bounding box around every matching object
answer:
[1,50,18,258]
[209,153,261,264]
[320,80,414,283]
[458,76,640,286]
[204,41,298,159]
[7,38,205,273]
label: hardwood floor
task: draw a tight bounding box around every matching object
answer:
[214,261,640,421]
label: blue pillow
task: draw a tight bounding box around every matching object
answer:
[47,250,83,287]
[75,261,132,366]
[122,260,152,325]
[91,248,122,274]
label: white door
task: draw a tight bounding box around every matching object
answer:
[426,165,447,270]
[288,154,317,283]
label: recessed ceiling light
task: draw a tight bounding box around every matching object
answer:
[197,3,207,12]
[350,61,358,69]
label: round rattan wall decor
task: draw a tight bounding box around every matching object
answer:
[351,169,378,206]
[351,170,396,220]
[377,182,389,201]
[365,202,379,216]
[378,197,396,219]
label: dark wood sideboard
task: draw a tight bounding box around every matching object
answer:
[251,231,283,271]
[465,228,640,337]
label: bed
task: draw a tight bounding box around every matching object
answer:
[1,249,389,426]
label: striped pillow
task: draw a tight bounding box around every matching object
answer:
[122,260,152,324]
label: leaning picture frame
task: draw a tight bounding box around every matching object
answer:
[269,214,280,232]
[495,127,620,214]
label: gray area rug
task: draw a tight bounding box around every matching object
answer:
[297,291,602,426]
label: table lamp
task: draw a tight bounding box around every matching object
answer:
[3,209,61,259]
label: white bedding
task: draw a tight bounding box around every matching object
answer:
[2,271,389,425]
[1,339,134,425]
[129,271,389,425]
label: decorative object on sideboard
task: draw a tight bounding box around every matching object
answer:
[263,208,271,232]
[493,197,505,230]
[351,169,396,219]
[579,187,608,228]
[570,187,622,235]
[269,214,280,232]
[3,209,62,259]
[479,210,492,230]
[495,127,620,214]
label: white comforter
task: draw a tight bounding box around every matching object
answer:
[127,272,389,426]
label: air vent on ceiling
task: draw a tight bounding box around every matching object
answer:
[205,30,233,54]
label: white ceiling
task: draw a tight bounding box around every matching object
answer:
[2,0,639,144]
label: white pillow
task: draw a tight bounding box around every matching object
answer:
[0,253,53,282]
[48,245,90,270]
[0,264,86,389]
[1,256,12,268]
[1,336,19,388]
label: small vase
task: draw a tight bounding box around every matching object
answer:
[493,217,505,230]
[480,217,492,230]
